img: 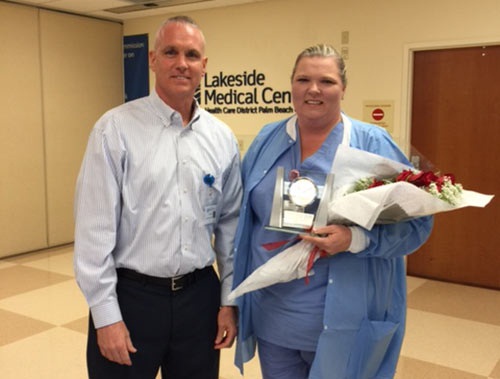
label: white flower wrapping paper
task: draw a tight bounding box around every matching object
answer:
[228,240,315,301]
[228,145,494,301]
[327,145,493,230]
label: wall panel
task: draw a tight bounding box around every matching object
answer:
[0,2,123,257]
[0,2,48,257]
[40,10,123,246]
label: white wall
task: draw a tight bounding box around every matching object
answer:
[1,0,499,257]
[123,0,500,152]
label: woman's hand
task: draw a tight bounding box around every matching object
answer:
[301,224,352,256]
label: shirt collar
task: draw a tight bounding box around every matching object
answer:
[285,115,298,141]
[149,89,201,129]
[286,112,350,144]
[188,101,202,129]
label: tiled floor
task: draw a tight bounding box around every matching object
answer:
[1,244,499,379]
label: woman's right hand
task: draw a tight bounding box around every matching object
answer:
[301,224,352,256]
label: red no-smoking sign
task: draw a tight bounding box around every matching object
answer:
[372,108,385,121]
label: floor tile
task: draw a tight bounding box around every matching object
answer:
[22,249,75,277]
[220,344,261,379]
[0,280,88,325]
[0,265,72,300]
[3,244,73,264]
[408,280,500,326]
[0,309,55,346]
[0,327,87,379]
[63,316,88,335]
[0,260,16,270]
[407,275,428,294]
[490,358,500,379]
[395,356,487,379]
[1,245,498,379]
[402,309,500,376]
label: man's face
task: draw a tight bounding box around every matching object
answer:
[149,22,207,105]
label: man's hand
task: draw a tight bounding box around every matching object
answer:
[214,306,237,349]
[96,321,137,365]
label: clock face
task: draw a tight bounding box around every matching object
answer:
[288,177,318,207]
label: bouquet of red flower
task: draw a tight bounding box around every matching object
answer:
[326,146,492,230]
[352,169,463,205]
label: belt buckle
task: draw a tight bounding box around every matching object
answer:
[171,275,184,291]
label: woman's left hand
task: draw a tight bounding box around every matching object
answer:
[300,224,352,256]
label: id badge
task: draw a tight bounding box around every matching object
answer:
[204,204,217,224]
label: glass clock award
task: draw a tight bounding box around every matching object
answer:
[266,167,334,234]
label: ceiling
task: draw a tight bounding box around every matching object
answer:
[5,0,268,21]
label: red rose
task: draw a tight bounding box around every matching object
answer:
[368,179,385,188]
[396,170,414,182]
[443,173,456,184]
[419,171,439,186]
[434,174,455,191]
[405,171,438,187]
[407,171,425,184]
[435,176,445,189]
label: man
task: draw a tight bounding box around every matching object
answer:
[74,16,242,379]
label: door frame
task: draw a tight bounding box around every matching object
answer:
[399,36,500,156]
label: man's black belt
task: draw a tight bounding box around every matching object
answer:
[117,266,213,292]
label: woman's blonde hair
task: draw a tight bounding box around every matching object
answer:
[291,44,347,86]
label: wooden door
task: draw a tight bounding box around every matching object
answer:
[408,45,500,289]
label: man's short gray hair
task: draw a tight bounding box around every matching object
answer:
[154,15,206,50]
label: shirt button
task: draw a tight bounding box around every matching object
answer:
[329,279,333,284]
[324,325,328,330]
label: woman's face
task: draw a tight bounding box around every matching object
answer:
[291,56,346,127]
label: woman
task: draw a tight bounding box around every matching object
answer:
[232,44,433,379]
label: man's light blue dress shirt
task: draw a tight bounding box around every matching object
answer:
[74,90,242,328]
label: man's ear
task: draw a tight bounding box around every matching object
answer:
[148,50,156,71]
[201,56,208,75]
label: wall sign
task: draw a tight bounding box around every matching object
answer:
[123,34,149,102]
[363,100,394,134]
[197,69,293,115]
